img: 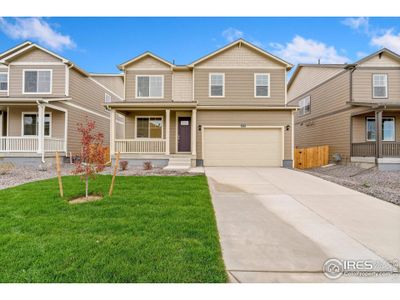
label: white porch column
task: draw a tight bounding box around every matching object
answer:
[165,109,170,155]
[110,109,116,156]
[37,103,45,162]
[191,109,197,156]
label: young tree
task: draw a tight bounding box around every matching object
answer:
[73,118,106,198]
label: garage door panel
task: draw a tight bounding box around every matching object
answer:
[203,128,283,167]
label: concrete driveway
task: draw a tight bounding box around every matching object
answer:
[205,167,400,283]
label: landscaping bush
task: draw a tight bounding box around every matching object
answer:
[143,161,152,170]
[119,160,128,171]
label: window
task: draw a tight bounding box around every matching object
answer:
[366,117,395,141]
[136,117,163,139]
[299,96,311,116]
[254,73,270,97]
[23,70,52,94]
[136,75,163,98]
[372,74,388,98]
[22,113,51,136]
[0,72,8,91]
[105,93,112,103]
[209,73,224,97]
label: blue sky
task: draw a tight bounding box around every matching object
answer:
[1,17,400,74]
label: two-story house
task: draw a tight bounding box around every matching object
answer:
[107,39,296,168]
[0,41,125,165]
[288,48,400,171]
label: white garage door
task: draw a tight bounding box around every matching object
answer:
[203,127,283,167]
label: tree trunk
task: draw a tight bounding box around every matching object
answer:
[85,175,89,198]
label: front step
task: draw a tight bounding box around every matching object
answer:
[163,156,192,170]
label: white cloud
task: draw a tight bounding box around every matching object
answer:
[0,17,75,51]
[270,35,350,65]
[342,17,369,33]
[221,27,243,43]
[356,51,368,58]
[370,29,400,54]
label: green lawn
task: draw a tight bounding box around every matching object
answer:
[0,175,227,283]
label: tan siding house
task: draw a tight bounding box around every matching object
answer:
[288,48,400,171]
[0,41,124,165]
[108,39,296,168]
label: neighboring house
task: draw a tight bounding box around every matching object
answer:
[107,39,296,168]
[288,48,400,171]
[0,41,125,165]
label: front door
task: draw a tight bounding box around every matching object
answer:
[177,117,191,152]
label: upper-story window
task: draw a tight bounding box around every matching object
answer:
[299,96,311,116]
[23,70,52,94]
[0,72,8,91]
[105,93,112,103]
[136,75,164,98]
[209,73,225,97]
[254,73,270,97]
[372,74,388,98]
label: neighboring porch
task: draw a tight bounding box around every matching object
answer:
[109,103,197,168]
[0,103,67,162]
[350,107,400,170]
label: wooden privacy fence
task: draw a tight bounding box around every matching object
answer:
[294,145,329,169]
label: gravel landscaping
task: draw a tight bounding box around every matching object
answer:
[303,165,400,205]
[0,163,202,190]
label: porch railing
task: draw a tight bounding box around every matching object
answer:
[0,137,38,152]
[115,139,166,153]
[0,137,65,152]
[351,142,400,157]
[44,138,66,152]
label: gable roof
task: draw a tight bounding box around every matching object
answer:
[189,39,293,70]
[118,51,174,70]
[0,41,89,77]
[354,48,400,65]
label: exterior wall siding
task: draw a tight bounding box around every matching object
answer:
[196,110,292,160]
[8,64,66,97]
[352,68,400,103]
[14,48,61,63]
[172,71,193,101]
[91,76,124,99]
[125,70,173,101]
[194,68,286,106]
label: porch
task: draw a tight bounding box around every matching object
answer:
[350,107,400,170]
[0,103,67,159]
[109,103,197,166]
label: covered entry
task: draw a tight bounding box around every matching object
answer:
[203,126,283,167]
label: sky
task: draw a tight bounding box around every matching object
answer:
[1,17,400,74]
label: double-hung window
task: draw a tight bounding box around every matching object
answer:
[136,117,163,139]
[372,74,388,98]
[209,73,224,97]
[22,113,51,136]
[0,72,8,91]
[136,75,163,98]
[299,96,311,116]
[23,70,52,94]
[366,117,395,141]
[254,73,270,97]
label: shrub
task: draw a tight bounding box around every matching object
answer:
[119,160,128,171]
[143,161,153,170]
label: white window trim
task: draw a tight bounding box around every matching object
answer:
[135,75,164,99]
[134,116,164,139]
[209,73,225,98]
[372,74,388,99]
[366,116,395,142]
[0,71,8,92]
[104,93,112,103]
[21,112,52,137]
[298,96,311,116]
[254,73,270,98]
[22,69,53,95]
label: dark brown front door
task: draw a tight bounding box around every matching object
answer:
[178,117,191,152]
